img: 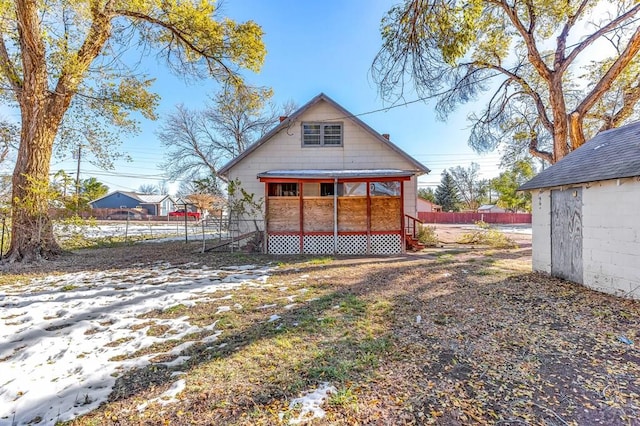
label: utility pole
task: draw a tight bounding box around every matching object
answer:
[74,145,81,211]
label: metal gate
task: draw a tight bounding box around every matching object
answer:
[551,188,583,283]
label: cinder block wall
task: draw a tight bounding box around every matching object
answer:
[531,190,551,273]
[532,179,640,299]
[581,179,640,298]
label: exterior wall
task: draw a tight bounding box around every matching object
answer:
[91,193,140,209]
[581,179,640,298]
[226,101,421,233]
[532,180,640,299]
[531,190,552,273]
[417,198,441,213]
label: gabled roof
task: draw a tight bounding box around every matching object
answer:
[137,194,173,204]
[519,121,640,191]
[90,191,172,205]
[218,93,429,177]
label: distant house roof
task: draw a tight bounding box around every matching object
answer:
[477,204,496,211]
[90,191,173,205]
[417,197,441,206]
[218,93,430,177]
[519,121,640,191]
[137,194,171,204]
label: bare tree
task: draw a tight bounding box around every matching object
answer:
[448,163,488,211]
[159,84,296,183]
[373,0,640,164]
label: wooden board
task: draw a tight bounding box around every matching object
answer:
[337,197,367,232]
[303,198,334,232]
[371,197,401,231]
[551,188,583,284]
[267,197,300,232]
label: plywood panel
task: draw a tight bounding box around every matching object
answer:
[304,198,334,232]
[371,197,401,231]
[267,197,300,232]
[551,188,583,283]
[338,197,367,232]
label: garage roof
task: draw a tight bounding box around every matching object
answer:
[519,121,640,191]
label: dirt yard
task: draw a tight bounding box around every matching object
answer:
[2,225,638,426]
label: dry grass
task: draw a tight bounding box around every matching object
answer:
[2,238,639,426]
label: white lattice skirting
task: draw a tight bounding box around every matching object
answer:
[269,233,403,255]
[337,235,368,255]
[268,235,300,254]
[303,235,334,254]
[369,234,403,255]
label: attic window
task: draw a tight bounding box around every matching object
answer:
[302,122,343,146]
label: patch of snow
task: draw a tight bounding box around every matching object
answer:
[281,382,336,424]
[137,379,186,412]
[256,303,278,310]
[0,263,273,425]
[215,305,231,314]
[268,314,281,322]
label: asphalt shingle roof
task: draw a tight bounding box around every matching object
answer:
[519,121,640,191]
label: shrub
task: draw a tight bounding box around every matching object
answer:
[416,224,439,247]
[457,221,517,248]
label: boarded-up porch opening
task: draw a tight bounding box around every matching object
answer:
[259,170,412,255]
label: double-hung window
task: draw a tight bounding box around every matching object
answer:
[302,122,343,146]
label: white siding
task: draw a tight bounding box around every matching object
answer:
[532,179,640,299]
[531,190,551,273]
[226,100,421,228]
[581,179,640,298]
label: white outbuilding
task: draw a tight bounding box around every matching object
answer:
[519,121,640,299]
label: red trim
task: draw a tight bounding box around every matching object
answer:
[400,182,406,253]
[259,176,411,183]
[264,182,270,252]
[299,182,304,252]
[268,231,401,236]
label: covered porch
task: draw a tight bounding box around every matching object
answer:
[259,169,415,255]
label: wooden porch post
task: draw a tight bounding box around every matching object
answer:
[366,180,371,254]
[333,178,338,254]
[299,181,304,254]
[264,182,270,254]
[400,180,406,254]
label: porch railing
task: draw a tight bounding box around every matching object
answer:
[404,214,423,240]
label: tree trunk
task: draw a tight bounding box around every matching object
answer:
[5,105,63,262]
[548,75,570,164]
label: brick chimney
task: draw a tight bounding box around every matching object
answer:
[279,116,288,123]
[382,133,390,140]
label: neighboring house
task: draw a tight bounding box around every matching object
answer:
[417,197,442,213]
[477,204,506,213]
[519,121,640,299]
[90,191,175,216]
[218,93,430,255]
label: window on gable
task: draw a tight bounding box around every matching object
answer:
[302,123,343,146]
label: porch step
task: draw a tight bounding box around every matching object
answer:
[405,234,425,251]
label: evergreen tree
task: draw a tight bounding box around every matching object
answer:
[435,171,461,212]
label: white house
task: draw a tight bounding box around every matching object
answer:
[218,93,429,255]
[417,197,442,213]
[519,121,640,299]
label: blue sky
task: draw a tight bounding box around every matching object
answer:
[52,0,503,193]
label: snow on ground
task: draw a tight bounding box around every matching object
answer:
[281,382,337,424]
[0,262,273,425]
[55,222,229,243]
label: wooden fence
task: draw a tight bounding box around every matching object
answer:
[418,212,532,224]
